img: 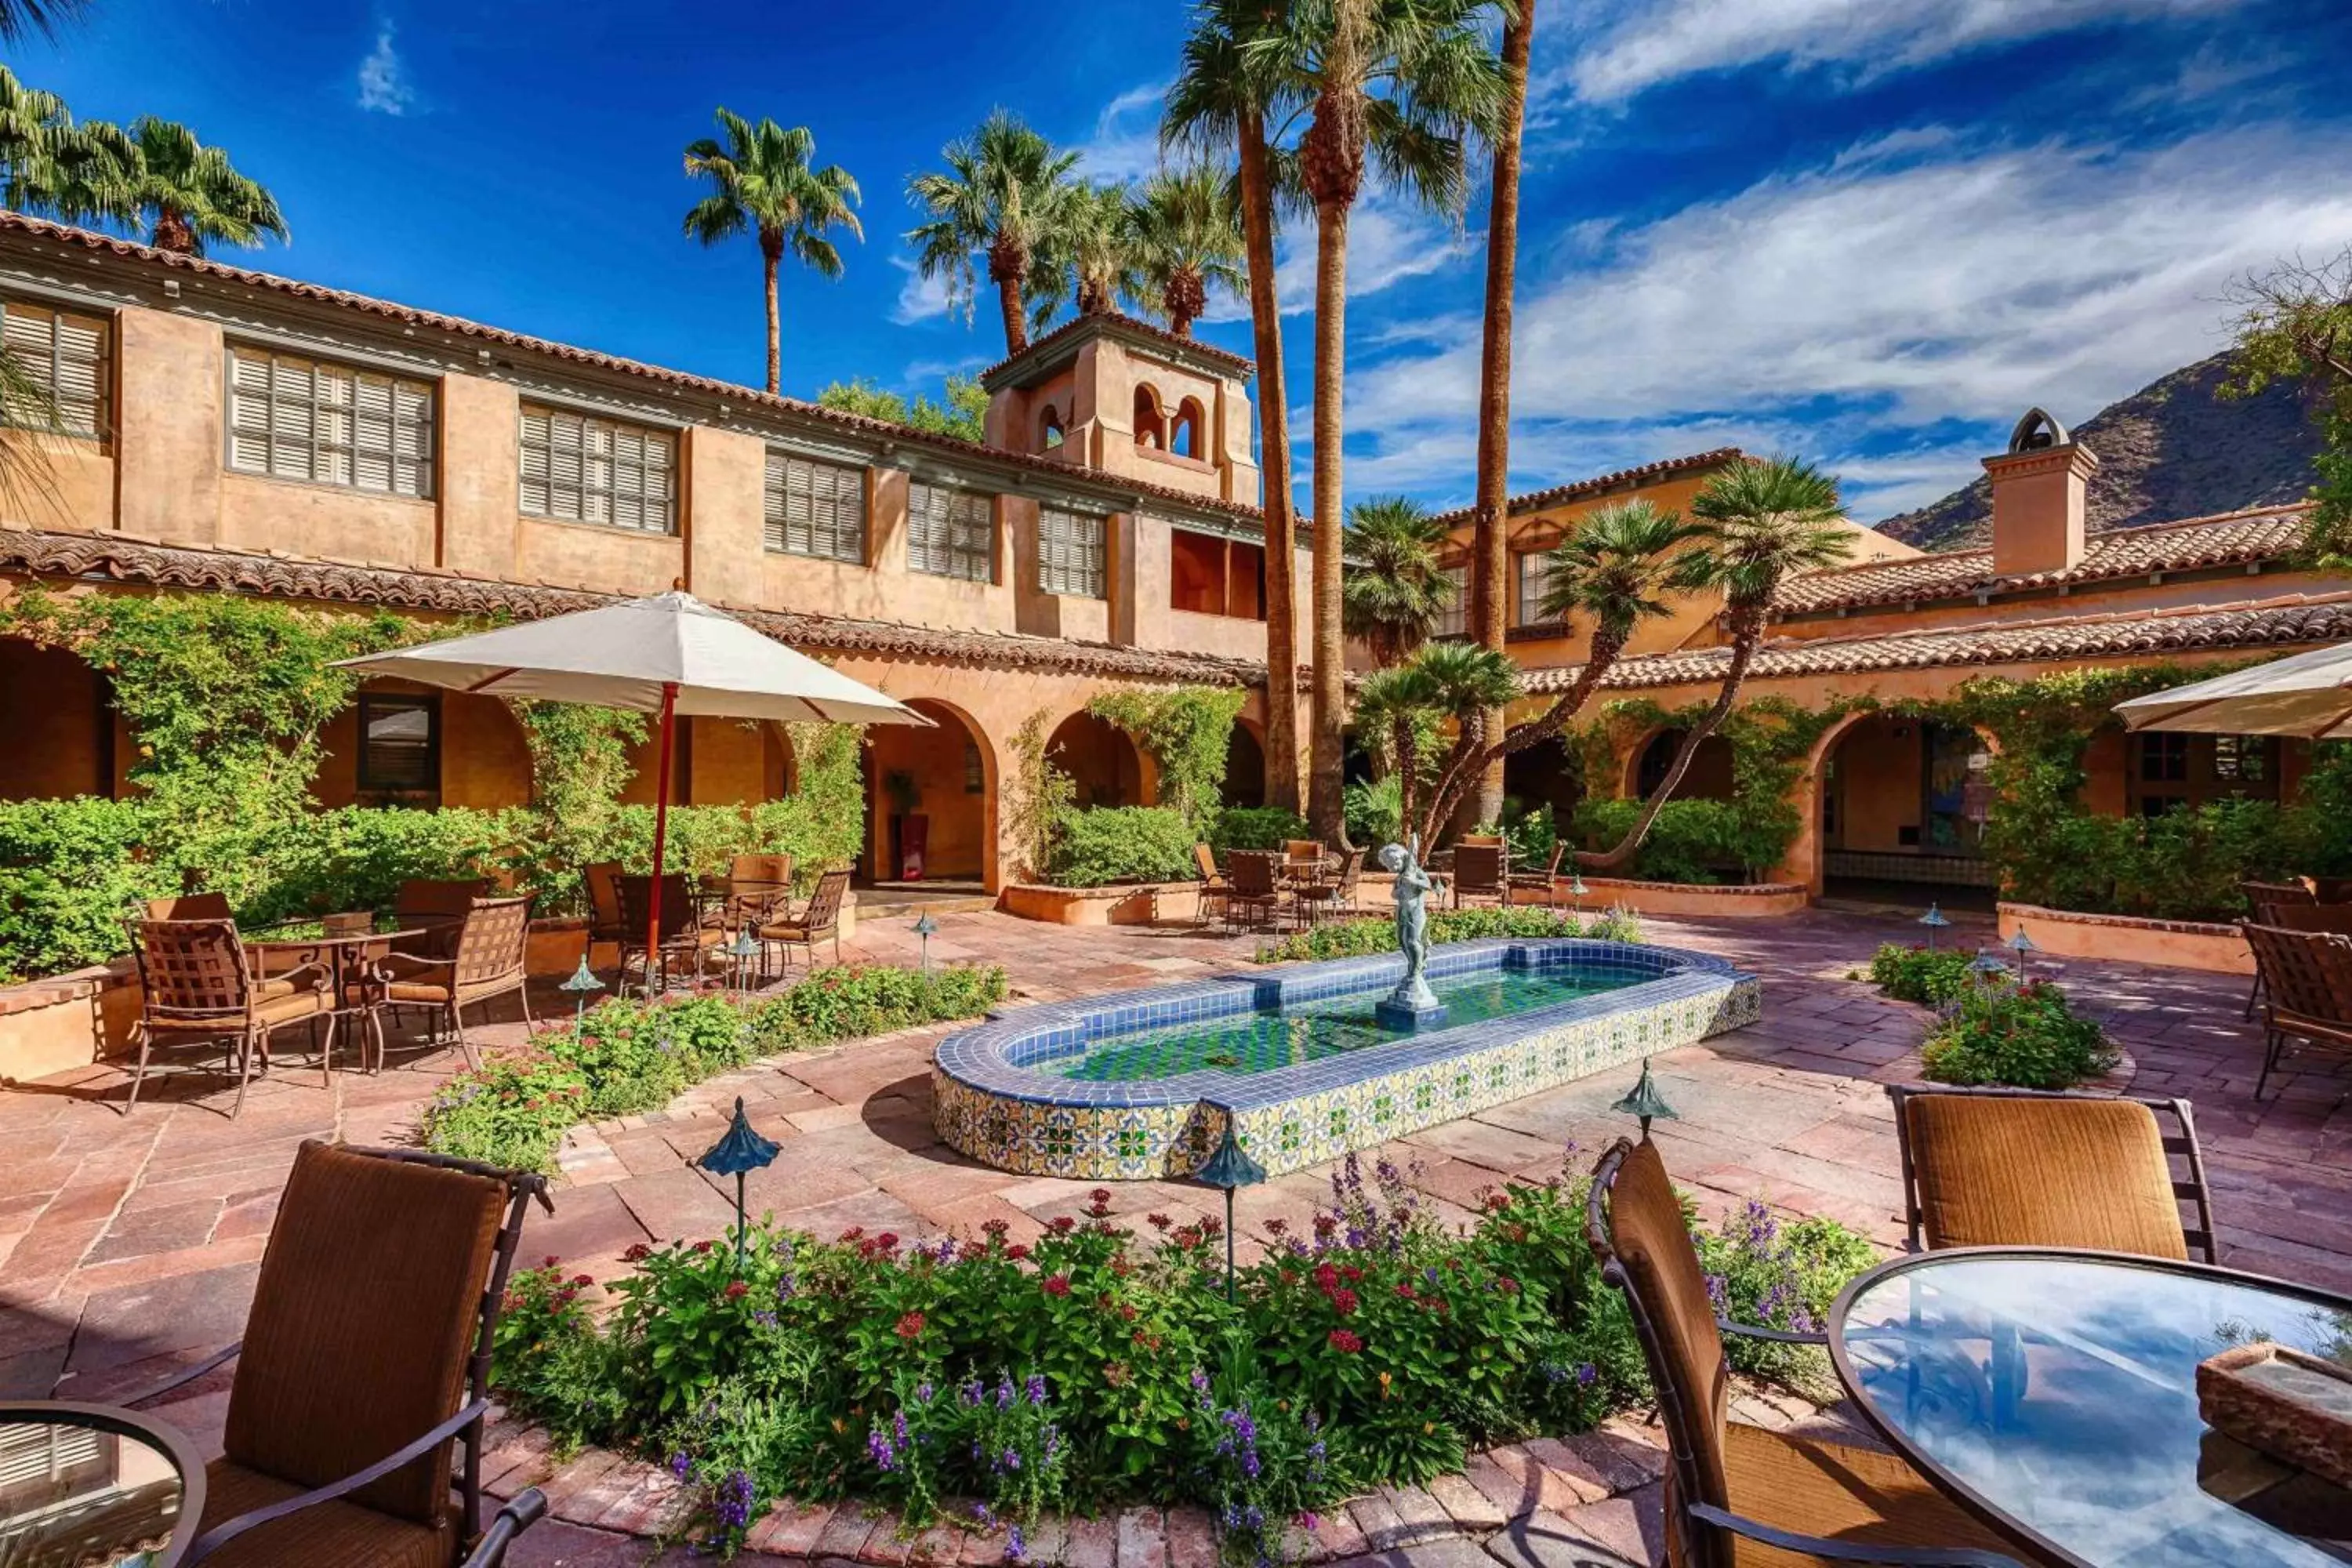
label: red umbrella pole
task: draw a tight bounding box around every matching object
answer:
[645,681,678,996]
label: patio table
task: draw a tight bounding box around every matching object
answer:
[247,922,430,1073]
[0,1400,205,1566]
[1829,1247,2352,1567]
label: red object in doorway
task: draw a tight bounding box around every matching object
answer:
[898,815,928,880]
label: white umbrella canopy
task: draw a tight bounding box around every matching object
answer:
[2114,641,2352,739]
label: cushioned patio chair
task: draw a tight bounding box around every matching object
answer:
[1451,842,1508,909]
[124,916,336,1118]
[1222,850,1287,933]
[2240,880,2318,1018]
[393,879,492,963]
[1192,842,1229,929]
[756,867,851,970]
[1508,843,1570,909]
[616,873,722,993]
[369,898,532,1072]
[582,862,626,959]
[1295,845,1367,927]
[2241,920,2352,1101]
[127,1141,554,1567]
[722,852,795,930]
[1585,1138,2026,1568]
[1886,1084,2216,1263]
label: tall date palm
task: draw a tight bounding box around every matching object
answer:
[681,109,862,395]
[1341,495,1454,669]
[906,110,1080,358]
[85,116,288,254]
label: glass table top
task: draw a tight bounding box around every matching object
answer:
[0,1411,191,1568]
[1838,1253,2352,1568]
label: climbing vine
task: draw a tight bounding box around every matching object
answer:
[1003,709,1076,883]
[1087,685,1247,835]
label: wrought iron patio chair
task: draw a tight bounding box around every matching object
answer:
[582,862,626,961]
[125,1141,554,1567]
[1192,842,1229,928]
[124,916,336,1118]
[1886,1083,2216,1263]
[1585,1138,2027,1568]
[617,873,722,992]
[2240,880,2317,1018]
[1223,850,1287,933]
[1451,842,1509,909]
[369,898,533,1071]
[757,867,852,970]
[1295,846,1367,927]
[1508,843,1570,909]
[393,879,492,962]
[2241,921,2352,1100]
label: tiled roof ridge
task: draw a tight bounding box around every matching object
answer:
[0,212,1272,528]
[1426,448,1748,528]
[1791,500,2309,585]
[977,309,1254,385]
[0,524,1267,687]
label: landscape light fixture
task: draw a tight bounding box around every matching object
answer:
[1570,873,1588,915]
[2005,927,2037,977]
[559,953,605,1025]
[1969,949,2013,985]
[1194,1118,1267,1303]
[913,912,939,971]
[726,927,760,994]
[1611,1059,1679,1141]
[1918,903,1951,951]
[695,1096,780,1268]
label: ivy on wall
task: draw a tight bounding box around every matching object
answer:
[1003,709,1075,884]
[1086,685,1247,837]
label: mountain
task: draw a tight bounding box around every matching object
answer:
[1875,350,2325,552]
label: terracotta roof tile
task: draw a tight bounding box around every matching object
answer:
[0,212,1269,528]
[0,526,1265,687]
[977,310,1253,387]
[1426,449,1747,528]
[1520,590,2352,692]
[1773,506,2308,615]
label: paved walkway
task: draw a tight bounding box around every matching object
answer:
[3,905,2347,1566]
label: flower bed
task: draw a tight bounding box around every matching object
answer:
[1996,902,2252,975]
[491,1156,1875,1560]
[422,967,1007,1172]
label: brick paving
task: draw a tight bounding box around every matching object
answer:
[3,905,2348,1568]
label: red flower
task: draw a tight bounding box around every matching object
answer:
[1312,1214,1338,1238]
[724,1281,750,1300]
[1043,1274,1073,1298]
[622,1243,652,1263]
[1005,1243,1031,1261]
[895,1311,926,1340]
[1110,1255,1133,1277]
[1200,1214,1225,1240]
[1327,1329,1363,1354]
[1146,1213,1174,1232]
[691,1240,714,1254]
[1483,1192,1511,1213]
[543,1254,561,1268]
[982,1218,1011,1238]
[840,1226,866,1243]
[1396,1282,1417,1300]
[1050,1216,1076,1235]
[1494,1276,1521,1295]
[1340,1265,1362,1284]
[1329,1287,1359,1316]
[1312,1263,1340,1292]
[1263,1217,1289,1237]
[569,1273,593,1287]
[1279,1269,1298,1287]
[875,1232,899,1251]
[1119,1303,1138,1322]
[1090,1187,1112,1204]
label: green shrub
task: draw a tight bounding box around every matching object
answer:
[1865,943,1976,1007]
[1570,797,1794,885]
[1344,776,1403,849]
[1920,980,2117,1089]
[1048,806,1197,887]
[1211,807,1310,853]
[0,797,172,982]
[1695,1200,1881,1399]
[241,807,518,929]
[1255,904,1641,964]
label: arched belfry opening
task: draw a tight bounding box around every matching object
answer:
[2007,406,2070,452]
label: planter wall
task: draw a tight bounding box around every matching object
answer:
[999,881,1203,927]
[1997,902,2252,975]
[1558,877,1811,920]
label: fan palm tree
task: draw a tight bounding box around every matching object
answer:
[1356,642,1519,840]
[77,116,287,254]
[0,0,82,42]
[1165,0,1307,814]
[1245,0,1508,844]
[1125,162,1244,338]
[0,65,71,212]
[1024,179,1142,330]
[1582,457,1856,869]
[1413,499,1700,844]
[681,110,862,396]
[1341,495,1454,668]
[906,111,1080,358]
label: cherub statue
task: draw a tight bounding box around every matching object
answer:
[1379,836,1437,1010]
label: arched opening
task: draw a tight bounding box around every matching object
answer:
[1133,385,1167,451]
[1171,397,1206,460]
[1503,732,1583,844]
[0,635,117,800]
[1819,712,1995,909]
[1632,728,1736,803]
[1221,721,1266,808]
[1049,710,1145,808]
[1040,403,1065,451]
[866,698,991,887]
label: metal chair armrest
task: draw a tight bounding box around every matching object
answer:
[1689,1504,2026,1566]
[183,1398,492,1563]
[462,1486,548,1568]
[1719,1316,1829,1346]
[118,1341,242,1408]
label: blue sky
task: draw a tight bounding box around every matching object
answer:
[12,0,2352,521]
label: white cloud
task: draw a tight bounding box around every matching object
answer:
[1568,0,2238,103]
[1200,194,1475,324]
[1073,81,1171,183]
[1338,123,2352,519]
[891,257,954,325]
[902,354,987,385]
[355,20,414,116]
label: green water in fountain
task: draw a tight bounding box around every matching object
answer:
[1048,967,1635,1082]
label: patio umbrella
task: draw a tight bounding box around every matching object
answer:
[336,590,927,982]
[2114,641,2352,738]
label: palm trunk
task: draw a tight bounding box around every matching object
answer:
[996,272,1028,356]
[151,205,193,253]
[762,245,782,395]
[1578,608,1762,870]
[1240,118,1302,815]
[990,234,1030,357]
[1307,198,1351,845]
[1465,0,1537,840]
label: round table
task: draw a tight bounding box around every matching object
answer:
[1829,1248,2352,1567]
[0,1401,204,1566]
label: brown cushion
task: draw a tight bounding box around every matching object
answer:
[226,1142,504,1527]
[1601,1140,1730,1504]
[198,1457,452,1568]
[252,991,331,1029]
[1905,1094,2187,1261]
[1705,1421,2017,1566]
[383,979,457,1004]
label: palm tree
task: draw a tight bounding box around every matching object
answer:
[1582,458,1856,869]
[0,66,69,212]
[681,110,862,396]
[1465,0,1535,832]
[77,116,287,254]
[1125,162,1244,338]
[1248,0,1508,844]
[1024,179,1142,330]
[1356,642,1519,841]
[906,110,1080,358]
[1341,495,1454,668]
[1414,499,1700,844]
[1165,0,1306,814]
[0,0,83,42]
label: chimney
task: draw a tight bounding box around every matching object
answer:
[1983,407,2099,576]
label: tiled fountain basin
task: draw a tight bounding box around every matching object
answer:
[931,938,1761,1179]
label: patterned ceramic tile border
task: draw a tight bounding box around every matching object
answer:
[931,938,1759,1178]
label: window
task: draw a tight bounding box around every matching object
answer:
[518,403,674,533]
[1037,506,1106,597]
[2132,731,2278,816]
[1171,397,1205,459]
[1,299,107,438]
[356,693,439,793]
[228,346,433,496]
[1515,550,1559,626]
[764,452,865,563]
[1436,564,1468,637]
[1133,386,1165,449]
[1040,404,1064,450]
[907,482,995,582]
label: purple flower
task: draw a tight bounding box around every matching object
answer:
[1576,1363,1598,1387]
[915,1381,934,1404]
[1007,1526,1027,1563]
[960,1377,984,1406]
[867,1428,898,1472]
[1000,1446,1022,1472]
[996,1374,1015,1410]
[1025,1374,1048,1406]
[668,1450,692,1479]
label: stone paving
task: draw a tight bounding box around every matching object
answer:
[3,905,2349,1568]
